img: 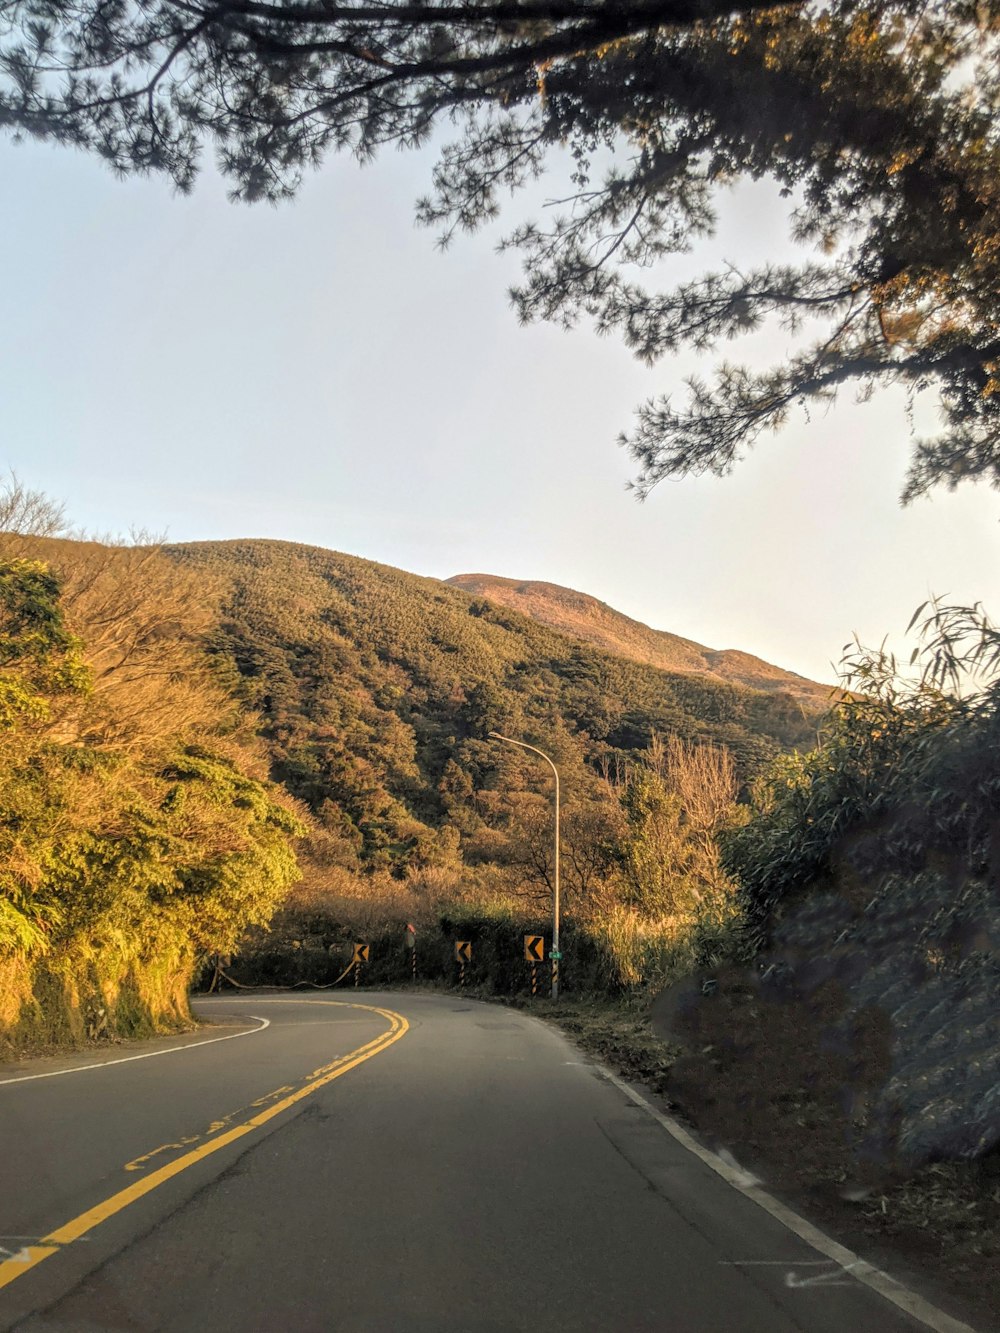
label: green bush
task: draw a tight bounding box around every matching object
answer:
[723,603,1000,948]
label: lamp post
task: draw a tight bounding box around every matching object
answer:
[488,732,561,1000]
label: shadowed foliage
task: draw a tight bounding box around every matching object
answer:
[2,0,999,494]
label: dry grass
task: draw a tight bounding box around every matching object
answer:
[859,1159,1000,1294]
[517,994,681,1093]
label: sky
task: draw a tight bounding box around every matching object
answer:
[2,131,999,687]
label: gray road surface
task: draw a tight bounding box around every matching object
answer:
[0,992,972,1332]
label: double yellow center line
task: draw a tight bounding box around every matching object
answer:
[0,1000,408,1293]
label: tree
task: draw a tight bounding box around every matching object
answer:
[3,0,1000,496]
[618,732,738,914]
[0,479,306,992]
[0,473,67,549]
[505,791,622,910]
[0,557,89,731]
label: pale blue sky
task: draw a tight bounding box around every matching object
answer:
[2,132,998,686]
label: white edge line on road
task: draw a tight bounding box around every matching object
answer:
[599,1068,978,1333]
[0,1016,270,1087]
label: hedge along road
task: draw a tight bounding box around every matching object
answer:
[0,993,978,1333]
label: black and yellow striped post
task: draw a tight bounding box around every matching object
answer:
[352,942,369,987]
[405,923,417,983]
[455,940,471,987]
[524,935,544,999]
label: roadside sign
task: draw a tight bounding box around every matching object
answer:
[352,942,370,964]
[404,923,416,950]
[454,940,472,963]
[550,950,563,961]
[524,935,544,962]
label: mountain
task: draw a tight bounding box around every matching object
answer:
[446,574,833,705]
[158,540,824,871]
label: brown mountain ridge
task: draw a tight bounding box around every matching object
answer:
[446,574,834,706]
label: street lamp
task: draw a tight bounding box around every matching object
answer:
[488,732,561,1000]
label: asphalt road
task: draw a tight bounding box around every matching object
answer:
[0,993,973,1332]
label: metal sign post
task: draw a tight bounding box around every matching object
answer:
[550,948,562,998]
[491,734,561,1000]
[405,923,416,982]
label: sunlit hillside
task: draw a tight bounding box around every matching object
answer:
[162,539,823,874]
[447,574,834,705]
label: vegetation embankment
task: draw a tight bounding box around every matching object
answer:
[204,726,744,1006]
[0,490,303,1056]
[646,606,1000,1325]
[706,603,999,1182]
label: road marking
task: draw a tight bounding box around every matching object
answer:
[0,1017,270,1088]
[599,1068,977,1333]
[722,1258,857,1287]
[785,1262,862,1289]
[0,1001,408,1293]
[123,1084,298,1171]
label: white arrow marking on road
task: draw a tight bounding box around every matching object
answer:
[785,1261,865,1289]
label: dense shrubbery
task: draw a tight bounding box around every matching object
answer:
[219,731,745,999]
[0,502,305,1051]
[219,875,696,999]
[724,603,1000,951]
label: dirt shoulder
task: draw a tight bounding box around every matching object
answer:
[524,992,999,1333]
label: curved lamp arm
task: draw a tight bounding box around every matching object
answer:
[488,731,561,999]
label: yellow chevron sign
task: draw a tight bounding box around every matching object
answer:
[523,935,544,962]
[352,942,370,964]
[454,940,472,963]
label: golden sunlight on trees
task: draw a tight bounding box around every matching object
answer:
[0,484,304,1049]
[618,734,740,917]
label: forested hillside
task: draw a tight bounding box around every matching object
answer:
[166,539,820,888]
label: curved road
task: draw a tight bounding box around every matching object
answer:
[0,993,975,1332]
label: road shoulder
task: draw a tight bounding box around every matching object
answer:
[516,993,997,1333]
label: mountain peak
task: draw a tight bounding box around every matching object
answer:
[446,573,831,704]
